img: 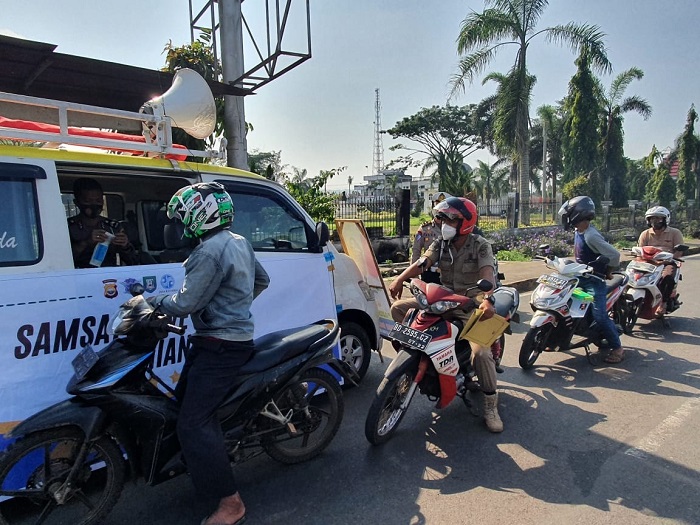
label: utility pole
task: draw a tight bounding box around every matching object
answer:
[218,0,248,169]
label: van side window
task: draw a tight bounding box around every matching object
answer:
[227,188,310,251]
[0,164,44,266]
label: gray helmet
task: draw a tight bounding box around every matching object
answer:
[558,196,595,230]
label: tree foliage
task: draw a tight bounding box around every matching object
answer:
[562,49,602,202]
[386,105,482,191]
[284,167,346,224]
[598,67,651,205]
[645,162,676,206]
[676,105,699,205]
[561,174,591,200]
[451,0,610,225]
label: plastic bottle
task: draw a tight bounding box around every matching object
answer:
[89,232,114,267]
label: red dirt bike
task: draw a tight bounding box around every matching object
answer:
[364,278,519,445]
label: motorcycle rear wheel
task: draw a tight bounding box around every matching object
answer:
[0,427,125,525]
[519,325,553,369]
[364,360,416,445]
[262,368,344,465]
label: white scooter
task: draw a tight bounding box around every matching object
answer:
[519,246,628,368]
[622,244,688,330]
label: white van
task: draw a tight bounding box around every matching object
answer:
[0,90,385,451]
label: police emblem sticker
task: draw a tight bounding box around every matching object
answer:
[103,279,118,299]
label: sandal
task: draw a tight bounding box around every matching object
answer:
[201,515,246,525]
[604,348,624,364]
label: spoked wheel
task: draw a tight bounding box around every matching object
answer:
[519,325,553,370]
[338,321,372,383]
[262,368,344,465]
[364,360,417,445]
[0,427,125,525]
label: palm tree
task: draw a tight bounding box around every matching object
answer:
[347,175,353,195]
[451,0,611,225]
[474,159,510,214]
[598,67,652,201]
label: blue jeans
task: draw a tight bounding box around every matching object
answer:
[579,276,621,349]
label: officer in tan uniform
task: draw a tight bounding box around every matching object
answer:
[411,218,441,283]
[388,197,503,433]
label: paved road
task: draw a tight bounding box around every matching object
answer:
[104,255,700,525]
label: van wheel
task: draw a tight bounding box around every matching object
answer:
[339,321,371,383]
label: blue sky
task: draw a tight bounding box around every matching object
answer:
[2,0,699,190]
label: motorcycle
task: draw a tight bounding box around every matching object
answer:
[622,243,688,330]
[364,278,519,445]
[0,285,356,525]
[519,246,629,369]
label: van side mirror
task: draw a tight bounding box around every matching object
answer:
[316,222,330,245]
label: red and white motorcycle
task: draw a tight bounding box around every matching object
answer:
[622,244,688,330]
[364,278,519,445]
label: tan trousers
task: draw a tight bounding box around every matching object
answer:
[390,297,498,393]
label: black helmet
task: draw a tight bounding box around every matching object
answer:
[558,196,595,230]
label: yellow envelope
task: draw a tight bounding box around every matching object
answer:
[458,309,510,347]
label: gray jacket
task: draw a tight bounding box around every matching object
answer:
[155,229,270,341]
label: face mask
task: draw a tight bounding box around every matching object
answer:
[441,223,457,241]
[78,204,103,219]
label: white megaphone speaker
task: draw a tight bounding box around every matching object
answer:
[140,68,216,139]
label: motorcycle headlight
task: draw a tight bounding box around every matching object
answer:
[415,291,430,309]
[430,300,461,314]
[634,273,656,287]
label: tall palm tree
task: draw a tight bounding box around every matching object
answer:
[347,175,353,195]
[451,0,611,225]
[598,67,652,201]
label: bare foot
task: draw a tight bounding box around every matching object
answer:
[203,492,246,525]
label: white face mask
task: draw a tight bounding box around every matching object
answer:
[441,223,457,241]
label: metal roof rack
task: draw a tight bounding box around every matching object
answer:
[0,91,221,160]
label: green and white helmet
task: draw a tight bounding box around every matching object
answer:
[167,182,234,238]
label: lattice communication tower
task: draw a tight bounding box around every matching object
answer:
[373,88,384,176]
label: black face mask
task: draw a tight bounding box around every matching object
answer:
[78,204,103,219]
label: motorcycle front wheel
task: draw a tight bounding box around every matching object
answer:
[624,298,643,334]
[519,325,553,369]
[364,359,417,445]
[0,427,125,525]
[262,368,344,465]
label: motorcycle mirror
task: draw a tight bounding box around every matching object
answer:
[537,244,550,254]
[675,244,689,254]
[476,279,493,292]
[130,283,145,296]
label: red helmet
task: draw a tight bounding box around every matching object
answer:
[433,197,478,235]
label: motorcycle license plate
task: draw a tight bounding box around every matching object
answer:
[389,323,432,351]
[537,274,568,288]
[71,345,99,381]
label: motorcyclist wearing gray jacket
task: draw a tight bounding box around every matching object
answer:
[151,182,269,525]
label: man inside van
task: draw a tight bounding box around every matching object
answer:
[68,178,139,268]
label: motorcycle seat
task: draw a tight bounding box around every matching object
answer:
[240,324,330,373]
[605,273,625,292]
[492,287,516,317]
